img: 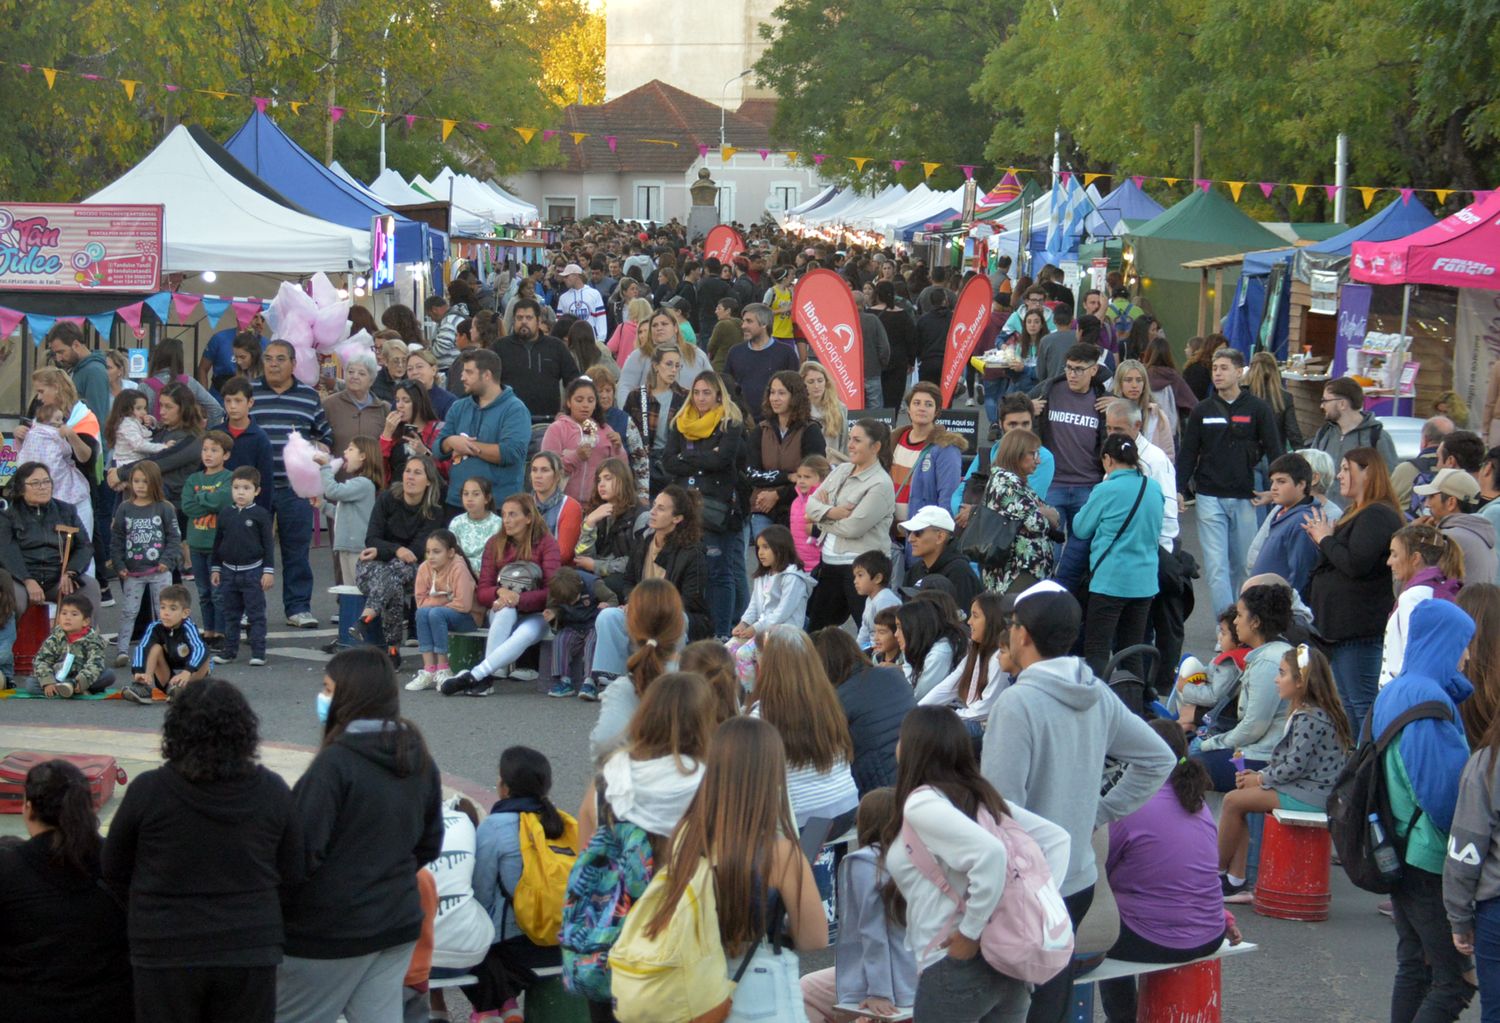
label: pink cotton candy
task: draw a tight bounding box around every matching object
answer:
[283,433,326,499]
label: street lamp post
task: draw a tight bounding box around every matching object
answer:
[719,69,754,149]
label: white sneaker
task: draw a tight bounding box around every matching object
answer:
[248,656,267,666]
[508,667,539,682]
[405,669,437,692]
[286,612,319,629]
[429,668,452,690]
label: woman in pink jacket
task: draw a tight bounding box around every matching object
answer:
[540,377,625,504]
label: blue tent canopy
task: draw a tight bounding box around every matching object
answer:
[897,207,959,242]
[1087,179,1165,239]
[224,112,440,271]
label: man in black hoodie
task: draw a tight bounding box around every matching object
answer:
[899,505,981,610]
[694,256,732,338]
[1176,346,1281,616]
[491,298,580,422]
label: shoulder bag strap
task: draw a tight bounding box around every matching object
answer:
[1372,700,1453,753]
[1089,476,1149,578]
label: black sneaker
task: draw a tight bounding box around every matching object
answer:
[1221,875,1252,903]
[121,682,154,704]
[439,670,476,696]
[466,679,494,697]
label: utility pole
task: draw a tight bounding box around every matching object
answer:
[324,21,340,166]
[1192,123,1203,181]
[1334,133,1349,224]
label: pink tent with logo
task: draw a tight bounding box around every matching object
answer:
[1350,190,1500,288]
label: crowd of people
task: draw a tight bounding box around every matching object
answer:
[7,216,1500,1023]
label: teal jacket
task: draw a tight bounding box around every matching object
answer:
[1071,468,1163,599]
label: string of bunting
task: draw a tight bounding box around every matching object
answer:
[0,58,1488,205]
[0,291,271,344]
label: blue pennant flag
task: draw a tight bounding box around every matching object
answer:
[143,291,171,324]
[201,297,231,325]
[25,314,55,340]
[86,312,117,339]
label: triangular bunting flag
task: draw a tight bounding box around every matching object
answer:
[1358,186,1379,208]
[812,154,827,167]
[960,165,976,180]
[1227,181,1245,201]
[1131,175,1145,188]
[542,129,558,141]
[1433,189,1453,205]
[441,119,457,142]
[758,149,769,160]
[1162,177,1180,187]
[164,84,180,92]
[569,132,587,145]
[329,106,345,123]
[1194,179,1211,192]
[473,122,490,132]
[697,143,710,158]
[605,135,617,152]
[849,156,868,172]
[86,313,116,339]
[1259,182,1276,199]
[1059,171,1072,186]
[785,151,798,162]
[515,127,537,144]
[200,90,228,101]
[25,314,55,339]
[201,297,231,324]
[891,160,906,173]
[1292,184,1310,205]
[640,139,679,147]
[120,79,139,101]
[80,74,100,81]
[1476,190,1495,204]
[116,302,145,331]
[922,162,941,179]
[41,68,56,90]
[252,96,269,113]
[1399,188,1414,205]
[1083,172,1103,186]
[143,292,171,324]
[1323,184,1338,202]
[722,146,738,161]
[171,293,201,322]
[404,114,417,129]
[0,307,23,339]
[231,300,262,329]
[290,101,303,115]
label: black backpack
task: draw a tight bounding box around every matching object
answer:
[1327,700,1452,894]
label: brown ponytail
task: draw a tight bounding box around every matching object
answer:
[1149,719,1211,815]
[24,760,101,875]
[624,578,685,696]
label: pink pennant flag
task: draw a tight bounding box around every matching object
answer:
[0,307,23,339]
[473,121,490,131]
[252,96,269,113]
[1131,175,1145,189]
[231,300,262,329]
[164,84,180,92]
[696,143,709,158]
[80,73,100,81]
[758,149,769,160]
[404,114,417,129]
[1399,187,1414,205]
[116,302,145,331]
[329,106,345,123]
[1259,182,1275,198]
[171,293,201,322]
[18,64,31,72]
[1323,184,1338,201]
[605,135,617,152]
[812,154,826,167]
[891,160,906,173]
[1476,190,1495,204]
[542,129,558,142]
[1059,171,1072,187]
[960,165,976,180]
[1195,179,1211,191]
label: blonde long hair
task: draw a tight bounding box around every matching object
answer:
[801,361,847,446]
[1110,359,1154,421]
[1246,351,1287,414]
[641,311,704,368]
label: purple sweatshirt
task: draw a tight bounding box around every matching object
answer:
[1106,785,1226,949]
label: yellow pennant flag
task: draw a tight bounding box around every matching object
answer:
[722,146,739,162]
[1083,172,1103,186]
[1162,177,1180,187]
[570,132,588,145]
[514,126,536,144]
[1433,189,1453,205]
[200,90,228,101]
[120,79,139,101]
[41,68,57,90]
[290,101,304,115]
[1291,183,1310,205]
[922,161,942,179]
[441,119,457,142]
[850,156,869,172]
[785,150,799,163]
[1358,186,1379,208]
[1227,181,1246,202]
[641,138,679,147]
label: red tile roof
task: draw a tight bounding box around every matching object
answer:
[734,98,778,131]
[560,80,775,173]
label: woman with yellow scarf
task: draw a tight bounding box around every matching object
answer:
[662,370,748,638]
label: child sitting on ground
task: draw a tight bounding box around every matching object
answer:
[123,585,209,704]
[1217,644,1353,902]
[180,430,235,650]
[853,549,901,653]
[544,566,615,700]
[408,529,478,694]
[32,594,112,698]
[111,461,182,667]
[871,607,902,669]
[210,467,274,667]
[791,454,832,573]
[799,787,917,1022]
[727,525,816,689]
[1175,606,1251,732]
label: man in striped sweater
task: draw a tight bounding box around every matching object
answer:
[249,340,332,628]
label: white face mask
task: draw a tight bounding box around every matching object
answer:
[316,691,332,724]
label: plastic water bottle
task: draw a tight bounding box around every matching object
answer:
[1369,813,1401,882]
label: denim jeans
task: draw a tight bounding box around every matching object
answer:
[1391,866,1477,1023]
[1475,896,1500,1022]
[189,550,224,634]
[1195,494,1257,615]
[1044,483,1095,588]
[1329,637,1382,741]
[913,953,1029,1023]
[589,606,689,678]
[473,607,548,681]
[749,513,776,541]
[703,527,745,639]
[863,376,884,410]
[0,614,15,682]
[218,567,268,659]
[414,606,477,655]
[271,486,314,618]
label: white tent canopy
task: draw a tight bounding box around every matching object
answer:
[85,124,369,273]
[368,168,433,206]
[433,167,534,223]
[848,184,930,230]
[329,161,389,205]
[804,184,907,226]
[485,178,540,221]
[787,185,838,217]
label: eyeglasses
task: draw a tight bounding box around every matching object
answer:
[24,478,52,488]
[1319,397,1343,406]
[1064,365,1092,376]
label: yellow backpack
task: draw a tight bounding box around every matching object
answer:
[505,810,580,946]
[608,856,735,1023]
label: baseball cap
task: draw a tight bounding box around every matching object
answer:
[998,578,1069,615]
[898,574,956,602]
[898,506,956,535]
[562,263,585,277]
[1413,467,1480,501]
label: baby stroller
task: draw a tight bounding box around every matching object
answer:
[1100,643,1164,721]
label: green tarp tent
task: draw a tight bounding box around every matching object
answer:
[1122,188,1283,351]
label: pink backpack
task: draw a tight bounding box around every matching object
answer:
[900,791,1073,984]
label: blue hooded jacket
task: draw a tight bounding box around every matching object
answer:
[1370,599,1475,836]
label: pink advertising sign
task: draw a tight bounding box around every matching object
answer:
[0,202,164,292]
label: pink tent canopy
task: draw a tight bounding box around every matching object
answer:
[1350,191,1500,289]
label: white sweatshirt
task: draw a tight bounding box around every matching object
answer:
[919,650,1010,722]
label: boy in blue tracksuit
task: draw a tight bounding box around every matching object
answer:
[1371,599,1478,1021]
[211,467,275,665]
[1248,453,1322,596]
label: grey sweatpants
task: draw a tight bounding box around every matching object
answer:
[275,941,417,1023]
[913,953,1030,1023]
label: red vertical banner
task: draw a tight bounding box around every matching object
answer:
[940,274,996,406]
[703,225,744,266]
[793,269,864,408]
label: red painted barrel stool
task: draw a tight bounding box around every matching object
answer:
[1252,809,1332,922]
